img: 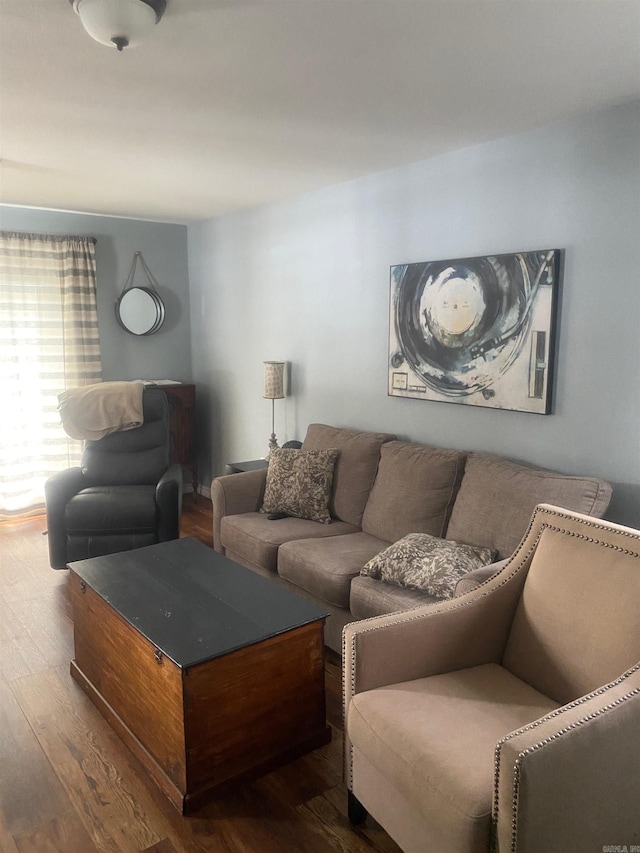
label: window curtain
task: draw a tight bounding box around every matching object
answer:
[0,232,102,518]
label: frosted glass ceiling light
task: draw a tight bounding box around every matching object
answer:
[70,0,167,51]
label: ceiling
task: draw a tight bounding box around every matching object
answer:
[1,0,639,224]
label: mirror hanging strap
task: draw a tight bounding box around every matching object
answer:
[120,251,161,295]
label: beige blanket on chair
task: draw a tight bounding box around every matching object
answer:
[58,381,145,441]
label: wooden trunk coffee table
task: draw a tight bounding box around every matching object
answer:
[68,538,331,813]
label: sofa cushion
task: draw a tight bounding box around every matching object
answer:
[65,485,157,533]
[81,388,170,486]
[261,447,338,524]
[220,512,359,574]
[350,575,439,619]
[454,560,509,596]
[347,664,557,838]
[278,532,388,608]
[302,424,395,526]
[446,453,613,559]
[361,533,496,599]
[361,441,466,542]
[350,564,507,620]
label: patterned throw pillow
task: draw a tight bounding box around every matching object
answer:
[361,533,496,599]
[261,448,339,524]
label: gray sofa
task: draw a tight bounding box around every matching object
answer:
[211,424,612,654]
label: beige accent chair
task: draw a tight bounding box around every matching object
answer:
[343,504,640,853]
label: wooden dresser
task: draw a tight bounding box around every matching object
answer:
[160,383,197,496]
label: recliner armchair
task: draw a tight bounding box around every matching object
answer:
[45,387,183,569]
[343,503,640,853]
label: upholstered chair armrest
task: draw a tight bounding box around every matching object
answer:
[156,463,183,542]
[454,558,510,596]
[494,664,640,853]
[211,469,268,553]
[342,566,529,788]
[344,504,577,698]
[344,571,521,697]
[44,467,87,568]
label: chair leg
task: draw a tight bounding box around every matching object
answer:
[348,791,367,825]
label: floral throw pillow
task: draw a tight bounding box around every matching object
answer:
[361,533,496,599]
[261,448,339,524]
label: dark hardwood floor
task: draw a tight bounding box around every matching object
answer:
[0,496,400,853]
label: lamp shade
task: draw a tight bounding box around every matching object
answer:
[70,0,166,50]
[263,361,285,399]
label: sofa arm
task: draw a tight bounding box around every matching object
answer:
[211,468,268,553]
[454,558,510,596]
[494,664,640,853]
[44,467,86,568]
[156,463,183,542]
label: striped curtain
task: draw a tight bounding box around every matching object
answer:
[0,232,102,518]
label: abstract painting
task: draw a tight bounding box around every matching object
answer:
[388,249,561,414]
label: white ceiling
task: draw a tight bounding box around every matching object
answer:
[1,0,639,224]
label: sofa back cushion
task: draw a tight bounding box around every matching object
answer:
[503,519,640,704]
[362,441,466,542]
[81,388,170,486]
[302,424,395,526]
[446,453,613,559]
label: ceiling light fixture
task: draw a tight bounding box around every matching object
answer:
[70,0,167,52]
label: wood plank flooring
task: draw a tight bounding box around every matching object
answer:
[0,497,401,853]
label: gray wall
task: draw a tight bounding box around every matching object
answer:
[0,206,191,383]
[189,100,640,526]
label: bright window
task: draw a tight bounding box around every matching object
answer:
[0,232,102,518]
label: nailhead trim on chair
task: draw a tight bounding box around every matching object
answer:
[342,522,544,791]
[343,506,640,804]
[342,523,545,788]
[492,662,640,853]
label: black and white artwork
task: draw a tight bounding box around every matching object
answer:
[388,250,561,414]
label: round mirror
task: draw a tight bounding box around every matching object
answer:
[115,286,165,336]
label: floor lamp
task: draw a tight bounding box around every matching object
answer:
[263,361,286,456]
